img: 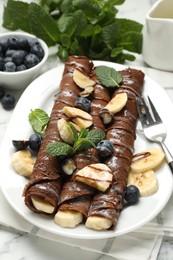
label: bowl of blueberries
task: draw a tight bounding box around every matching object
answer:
[0,31,49,90]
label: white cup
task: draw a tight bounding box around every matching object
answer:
[142,0,173,71]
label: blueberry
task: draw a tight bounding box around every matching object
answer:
[29,38,41,47]
[8,37,17,49]
[1,94,15,110]
[96,140,114,158]
[5,49,16,57]
[0,39,8,53]
[12,140,29,150]
[75,97,91,112]
[24,53,40,69]
[4,56,12,63]
[16,38,30,51]
[0,85,5,99]
[0,56,4,71]
[16,64,27,71]
[30,43,44,59]
[12,50,27,65]
[29,133,42,151]
[3,61,16,72]
[124,185,140,205]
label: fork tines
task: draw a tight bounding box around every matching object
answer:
[147,96,162,123]
[136,96,162,126]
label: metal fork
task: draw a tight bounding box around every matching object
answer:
[136,96,173,173]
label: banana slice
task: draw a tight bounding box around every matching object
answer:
[11,150,35,177]
[31,196,55,214]
[63,106,93,129]
[74,163,113,192]
[57,118,74,144]
[73,68,95,89]
[104,92,127,114]
[54,210,83,228]
[86,216,112,230]
[130,148,165,173]
[127,170,159,196]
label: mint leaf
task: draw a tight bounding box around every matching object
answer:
[29,109,49,137]
[68,122,78,143]
[116,31,143,54]
[102,23,120,49]
[28,3,59,46]
[58,10,87,37]
[111,47,123,58]
[46,142,74,157]
[73,138,95,153]
[96,65,122,88]
[87,129,105,145]
[115,18,143,34]
[78,128,89,139]
[3,0,31,32]
[73,129,105,152]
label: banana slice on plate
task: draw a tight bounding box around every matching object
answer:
[54,210,83,228]
[127,170,159,197]
[86,216,112,230]
[31,196,55,214]
[130,148,165,173]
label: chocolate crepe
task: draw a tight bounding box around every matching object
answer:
[23,56,94,214]
[57,72,111,218]
[87,68,144,228]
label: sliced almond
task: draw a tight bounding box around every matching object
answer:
[104,92,128,114]
[74,163,113,192]
[63,106,93,129]
[73,68,95,89]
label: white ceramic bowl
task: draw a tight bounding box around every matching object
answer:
[0,32,49,90]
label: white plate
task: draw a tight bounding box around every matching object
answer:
[0,61,173,240]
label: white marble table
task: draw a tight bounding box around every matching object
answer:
[1,0,173,259]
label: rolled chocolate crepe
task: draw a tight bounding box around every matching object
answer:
[86,68,144,229]
[54,71,111,226]
[23,56,94,215]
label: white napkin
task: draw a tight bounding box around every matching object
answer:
[0,188,168,260]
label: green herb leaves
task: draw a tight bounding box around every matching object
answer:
[3,0,143,63]
[3,0,59,46]
[46,142,74,157]
[96,66,122,88]
[28,109,49,137]
[46,128,105,157]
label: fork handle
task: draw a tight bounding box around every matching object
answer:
[160,142,173,174]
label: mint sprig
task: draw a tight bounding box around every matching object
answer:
[3,0,143,63]
[46,128,105,157]
[28,108,50,137]
[96,65,122,88]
